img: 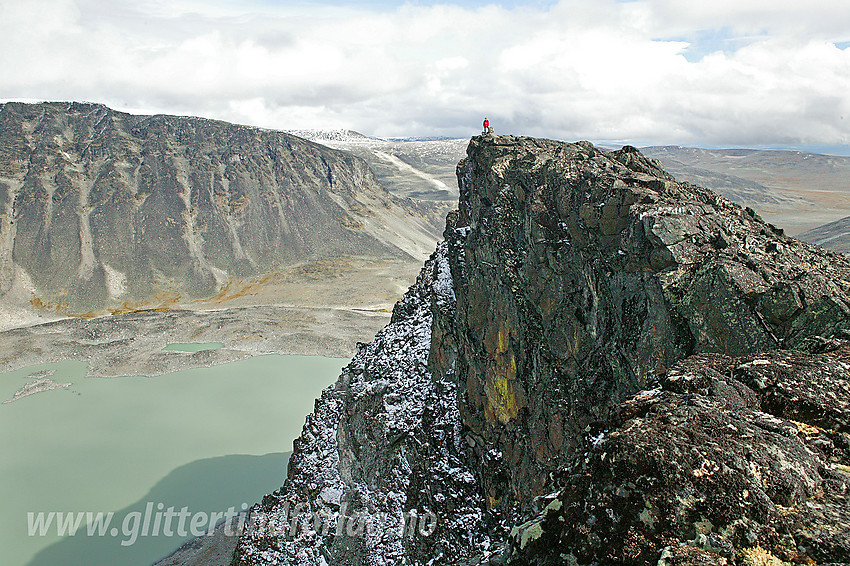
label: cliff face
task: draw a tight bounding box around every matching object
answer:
[234,135,850,565]
[0,102,444,314]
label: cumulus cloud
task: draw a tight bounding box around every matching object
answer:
[1,0,848,149]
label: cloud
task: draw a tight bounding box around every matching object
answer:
[1,0,849,149]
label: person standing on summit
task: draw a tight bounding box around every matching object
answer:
[483,117,492,134]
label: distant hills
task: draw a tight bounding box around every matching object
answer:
[641,146,850,237]
[639,146,802,206]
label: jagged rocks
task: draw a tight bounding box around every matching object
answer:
[508,345,850,565]
[233,243,488,565]
[235,135,850,565]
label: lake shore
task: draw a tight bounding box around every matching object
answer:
[0,305,384,380]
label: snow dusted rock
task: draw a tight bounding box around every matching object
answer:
[235,135,850,565]
[233,240,488,565]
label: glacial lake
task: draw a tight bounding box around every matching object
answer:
[0,354,346,566]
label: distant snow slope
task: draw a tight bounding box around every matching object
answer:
[798,215,850,254]
[285,130,467,201]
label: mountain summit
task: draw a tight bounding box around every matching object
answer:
[233,134,850,565]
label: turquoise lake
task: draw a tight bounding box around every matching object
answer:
[0,354,346,566]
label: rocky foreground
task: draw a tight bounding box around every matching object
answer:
[233,135,850,565]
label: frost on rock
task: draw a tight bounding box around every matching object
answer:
[433,245,456,311]
[234,239,486,565]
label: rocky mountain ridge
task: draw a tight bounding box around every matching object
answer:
[0,102,446,319]
[288,133,850,239]
[234,135,850,565]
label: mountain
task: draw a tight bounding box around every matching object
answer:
[0,102,447,320]
[798,215,850,254]
[233,135,850,565]
[283,129,375,144]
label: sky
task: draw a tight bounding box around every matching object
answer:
[2,0,850,152]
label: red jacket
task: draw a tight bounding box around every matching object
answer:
[483,118,490,129]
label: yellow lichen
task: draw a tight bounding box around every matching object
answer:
[487,370,519,424]
[791,420,821,438]
[740,546,791,566]
[484,321,521,424]
[497,322,510,354]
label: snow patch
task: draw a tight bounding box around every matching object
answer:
[103,264,128,299]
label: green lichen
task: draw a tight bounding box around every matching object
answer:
[694,516,714,536]
[510,518,545,551]
[638,506,656,530]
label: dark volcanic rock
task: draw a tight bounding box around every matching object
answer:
[234,135,850,565]
[432,137,850,521]
[509,346,850,565]
[0,102,444,313]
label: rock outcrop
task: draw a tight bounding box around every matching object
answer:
[233,135,850,565]
[0,102,445,314]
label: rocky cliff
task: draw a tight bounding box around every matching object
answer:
[233,135,850,565]
[0,102,444,316]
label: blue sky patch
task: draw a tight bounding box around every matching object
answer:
[669,27,761,62]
